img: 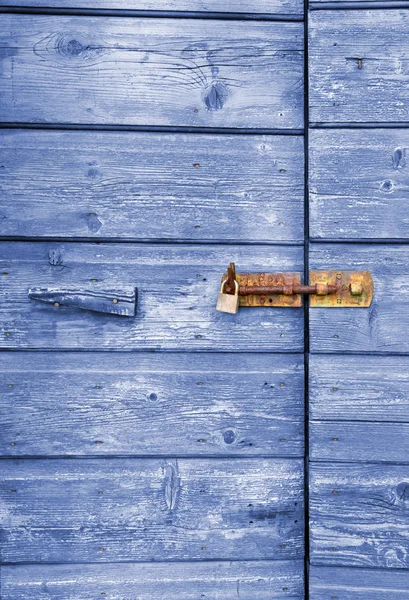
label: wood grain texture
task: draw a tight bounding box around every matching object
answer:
[0,130,304,242]
[0,15,304,128]
[309,244,409,354]
[0,457,304,562]
[310,355,409,422]
[310,566,409,599]
[309,10,409,124]
[0,242,304,351]
[310,421,409,462]
[309,130,409,240]
[310,462,409,568]
[0,561,305,600]
[310,355,409,461]
[1,352,304,457]
[0,0,304,16]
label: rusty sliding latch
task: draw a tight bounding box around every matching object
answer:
[217,263,373,311]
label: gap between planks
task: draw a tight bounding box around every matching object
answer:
[0,123,305,135]
[0,6,304,20]
[310,1,409,8]
[310,122,409,129]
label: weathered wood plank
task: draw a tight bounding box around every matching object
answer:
[309,355,409,461]
[0,15,304,128]
[0,0,304,16]
[310,355,409,422]
[309,10,409,124]
[310,462,409,568]
[309,130,409,240]
[310,566,409,599]
[0,130,304,242]
[1,352,304,457]
[309,244,409,354]
[310,421,409,462]
[0,561,305,600]
[0,242,304,351]
[0,457,304,562]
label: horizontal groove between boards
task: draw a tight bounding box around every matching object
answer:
[310,122,409,129]
[0,6,304,21]
[310,238,409,244]
[0,123,305,136]
[0,237,305,245]
[310,350,409,356]
[0,454,305,460]
[309,1,409,8]
[310,458,409,466]
[310,419,409,425]
[0,349,305,354]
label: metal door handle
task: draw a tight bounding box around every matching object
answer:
[28,287,137,317]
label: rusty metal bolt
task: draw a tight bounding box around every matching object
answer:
[316,282,329,296]
[350,282,363,296]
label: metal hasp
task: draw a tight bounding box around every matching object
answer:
[28,287,138,316]
[221,263,373,308]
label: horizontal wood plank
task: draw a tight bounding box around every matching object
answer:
[0,457,304,562]
[0,130,304,242]
[0,242,304,351]
[310,421,409,462]
[310,566,409,599]
[0,15,304,128]
[0,0,304,16]
[310,355,409,461]
[0,561,305,600]
[1,352,304,457]
[310,462,409,568]
[310,355,409,422]
[309,244,409,354]
[309,130,409,240]
[309,10,409,124]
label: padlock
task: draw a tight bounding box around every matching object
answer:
[216,279,239,314]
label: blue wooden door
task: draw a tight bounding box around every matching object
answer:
[309,6,409,598]
[0,3,306,598]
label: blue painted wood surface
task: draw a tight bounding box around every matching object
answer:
[1,352,304,457]
[309,129,409,240]
[310,421,409,462]
[0,561,305,599]
[0,0,304,15]
[310,355,409,422]
[310,566,409,599]
[0,457,304,562]
[309,10,409,124]
[0,15,304,128]
[310,462,409,568]
[309,244,409,354]
[309,355,409,461]
[0,242,304,351]
[0,130,304,242]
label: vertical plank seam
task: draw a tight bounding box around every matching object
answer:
[304,0,310,596]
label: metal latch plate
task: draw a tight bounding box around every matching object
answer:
[309,270,374,308]
[223,272,303,307]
